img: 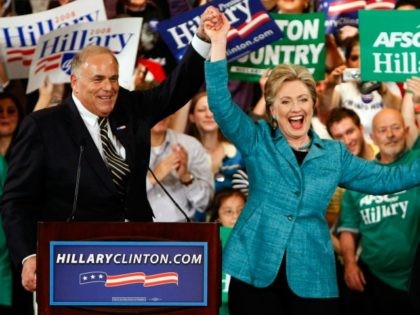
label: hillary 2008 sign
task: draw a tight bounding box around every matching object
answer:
[157,0,283,62]
[0,0,107,79]
[25,17,142,94]
[49,241,208,306]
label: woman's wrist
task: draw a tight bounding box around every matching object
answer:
[210,39,227,60]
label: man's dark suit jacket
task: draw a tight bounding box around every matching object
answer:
[0,44,205,268]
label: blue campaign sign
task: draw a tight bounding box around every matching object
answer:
[157,0,283,62]
[49,241,208,306]
[316,0,361,34]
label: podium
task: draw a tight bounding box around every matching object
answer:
[37,222,221,315]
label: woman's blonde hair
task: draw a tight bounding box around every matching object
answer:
[264,64,317,124]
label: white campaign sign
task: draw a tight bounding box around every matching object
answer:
[26,18,142,94]
[0,0,107,79]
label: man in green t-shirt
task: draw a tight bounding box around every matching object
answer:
[338,108,419,314]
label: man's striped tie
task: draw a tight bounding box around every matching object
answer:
[98,117,130,196]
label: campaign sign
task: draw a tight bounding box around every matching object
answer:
[50,241,208,306]
[157,0,283,62]
[364,0,396,10]
[0,0,107,79]
[26,18,142,94]
[359,10,420,82]
[316,0,361,35]
[229,12,325,82]
[316,0,396,35]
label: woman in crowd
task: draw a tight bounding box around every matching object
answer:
[0,92,33,314]
[202,10,420,315]
[187,91,246,193]
[0,92,25,160]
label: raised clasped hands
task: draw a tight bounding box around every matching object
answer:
[201,6,230,43]
[197,6,221,42]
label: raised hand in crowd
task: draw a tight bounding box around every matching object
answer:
[406,76,420,107]
[326,64,347,87]
[402,76,420,148]
[33,76,54,112]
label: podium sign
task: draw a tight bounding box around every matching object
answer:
[37,222,221,315]
[50,241,208,306]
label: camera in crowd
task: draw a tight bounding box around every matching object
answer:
[342,68,361,82]
[342,68,381,95]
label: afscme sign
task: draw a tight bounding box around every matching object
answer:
[359,10,420,82]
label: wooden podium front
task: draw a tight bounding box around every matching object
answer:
[37,222,221,315]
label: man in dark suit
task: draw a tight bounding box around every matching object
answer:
[1,6,223,293]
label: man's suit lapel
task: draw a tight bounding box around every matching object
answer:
[62,100,116,192]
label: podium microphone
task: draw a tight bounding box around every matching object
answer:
[148,167,191,222]
[67,141,85,222]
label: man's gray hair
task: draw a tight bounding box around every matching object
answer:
[71,45,118,76]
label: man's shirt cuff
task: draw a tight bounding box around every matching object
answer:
[191,34,211,60]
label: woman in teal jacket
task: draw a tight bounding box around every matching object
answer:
[202,10,420,315]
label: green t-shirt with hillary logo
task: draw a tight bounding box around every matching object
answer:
[339,148,420,291]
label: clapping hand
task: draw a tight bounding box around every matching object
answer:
[151,151,180,183]
[172,143,189,178]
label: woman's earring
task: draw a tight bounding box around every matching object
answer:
[271,116,278,129]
